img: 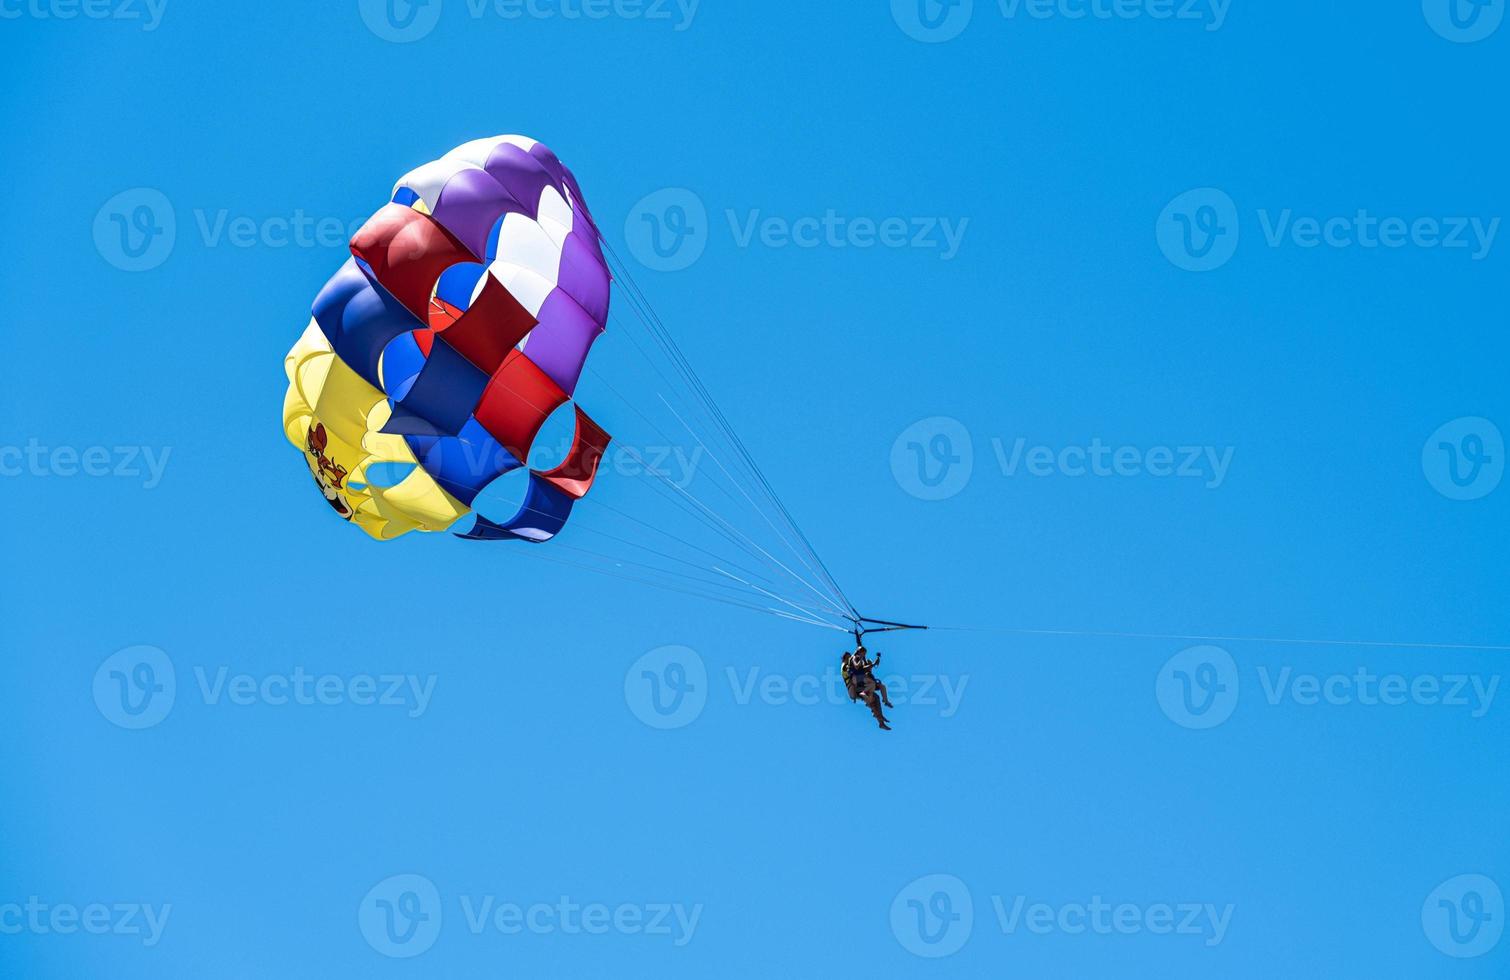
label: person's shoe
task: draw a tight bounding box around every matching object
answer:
[879,720,892,731]
[883,699,894,708]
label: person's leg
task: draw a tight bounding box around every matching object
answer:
[862,689,890,729]
[875,679,893,708]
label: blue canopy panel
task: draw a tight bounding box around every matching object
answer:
[379,331,427,401]
[311,257,420,391]
[434,262,488,313]
[457,475,575,543]
[405,416,523,508]
[386,337,490,436]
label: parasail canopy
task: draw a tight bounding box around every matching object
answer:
[283,135,611,543]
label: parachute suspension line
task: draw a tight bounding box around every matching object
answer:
[571,491,796,601]
[544,537,843,627]
[603,255,802,537]
[606,262,859,621]
[418,382,850,622]
[600,462,837,615]
[602,307,813,562]
[603,308,809,556]
[654,392,853,614]
[600,244,845,594]
[438,472,846,624]
[448,469,850,624]
[589,328,848,612]
[426,346,831,613]
[598,238,861,621]
[585,358,742,512]
[565,492,851,624]
[928,626,1510,652]
[612,442,855,622]
[595,323,850,614]
[484,539,850,631]
[711,567,853,628]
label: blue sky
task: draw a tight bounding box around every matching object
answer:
[2,2,1507,977]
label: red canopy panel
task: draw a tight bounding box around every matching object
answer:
[537,407,612,499]
[350,203,473,323]
[474,350,568,463]
[433,275,537,375]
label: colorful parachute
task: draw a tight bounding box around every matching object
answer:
[282,135,612,542]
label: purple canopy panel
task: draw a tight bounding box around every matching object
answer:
[429,168,527,261]
[523,291,604,396]
[557,232,611,324]
[483,142,561,219]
